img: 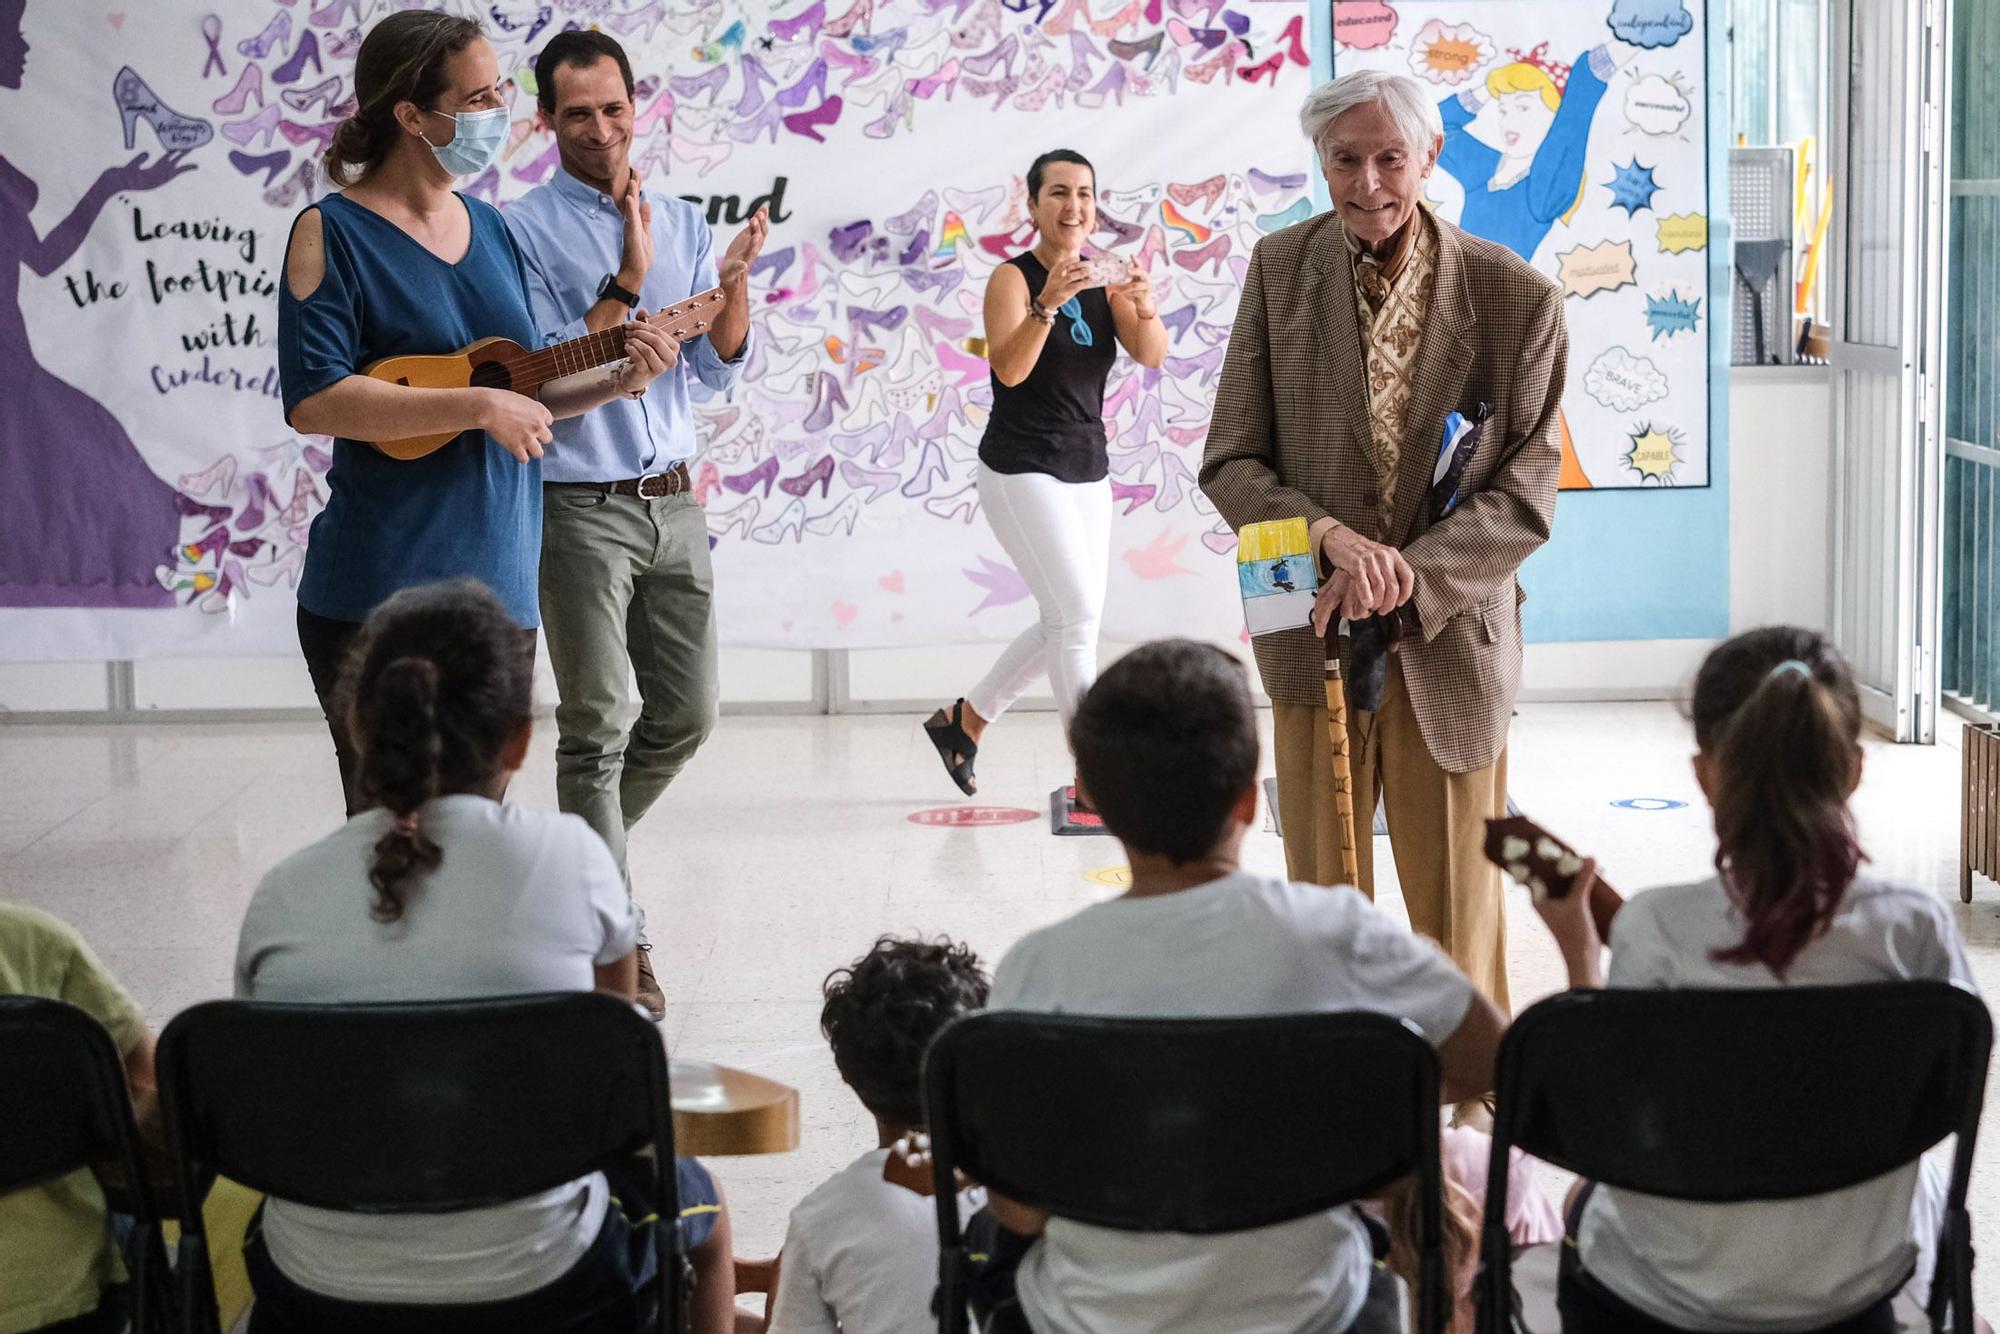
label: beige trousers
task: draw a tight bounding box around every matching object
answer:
[1271,659,1511,1012]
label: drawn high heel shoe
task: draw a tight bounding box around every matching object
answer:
[213,65,264,115]
[850,304,908,342]
[736,52,776,114]
[750,245,796,286]
[923,481,979,524]
[273,30,323,85]
[900,441,948,498]
[908,57,961,100]
[1239,52,1283,84]
[802,371,850,432]
[838,458,899,501]
[236,471,276,530]
[1185,38,1242,83]
[1111,480,1157,515]
[779,454,835,498]
[1172,234,1231,275]
[729,100,783,144]
[751,496,807,544]
[822,40,878,77]
[156,566,219,598]
[705,492,760,539]
[691,460,722,505]
[885,189,938,236]
[833,422,891,459]
[692,19,748,63]
[178,456,239,499]
[263,158,320,208]
[1257,198,1311,233]
[823,0,875,39]
[804,493,864,537]
[864,88,914,139]
[671,65,728,103]
[633,89,674,135]
[176,526,229,565]
[784,95,843,142]
[724,456,780,497]
[1137,223,1167,272]
[608,0,667,42]
[237,11,292,57]
[1102,373,1141,421]
[116,68,215,151]
[770,0,827,42]
[281,75,339,115]
[1161,199,1213,243]
[221,102,282,148]
[1164,341,1226,382]
[1094,209,1142,246]
[950,0,999,47]
[1089,0,1141,34]
[1108,30,1164,65]
[1168,172,1225,212]
[249,546,307,589]
[912,307,970,343]
[310,0,359,27]
[326,25,362,59]
[227,148,290,184]
[1011,64,1065,112]
[776,57,829,108]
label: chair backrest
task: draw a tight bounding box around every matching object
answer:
[923,1010,1447,1332]
[1477,982,1992,1334]
[0,996,168,1330]
[0,995,153,1201]
[159,991,685,1330]
[1491,983,1989,1202]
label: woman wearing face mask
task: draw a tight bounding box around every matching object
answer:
[278,11,680,811]
[923,149,1166,802]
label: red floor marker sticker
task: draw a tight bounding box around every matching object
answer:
[907,806,1040,828]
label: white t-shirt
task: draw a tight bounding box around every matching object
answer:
[234,794,640,1304]
[986,871,1476,1334]
[765,1147,985,1334]
[1579,874,1977,1331]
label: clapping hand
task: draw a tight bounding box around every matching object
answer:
[720,206,769,290]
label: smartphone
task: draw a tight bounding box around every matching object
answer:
[1079,252,1133,288]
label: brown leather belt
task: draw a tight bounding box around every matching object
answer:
[603,463,692,499]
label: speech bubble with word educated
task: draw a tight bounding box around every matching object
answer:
[1584,346,1670,413]
[1557,239,1638,299]
[1331,0,1397,50]
[1644,287,1702,342]
[1656,213,1707,253]
[1623,424,1686,483]
[1408,18,1494,86]
[1624,73,1693,135]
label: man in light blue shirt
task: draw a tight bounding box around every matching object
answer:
[506,30,766,1018]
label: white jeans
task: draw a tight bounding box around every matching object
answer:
[967,466,1113,727]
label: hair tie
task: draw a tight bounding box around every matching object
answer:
[1769,659,1812,680]
[392,810,420,838]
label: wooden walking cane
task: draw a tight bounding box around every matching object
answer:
[1322,622,1361,886]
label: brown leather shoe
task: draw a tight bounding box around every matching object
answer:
[635,943,667,1023]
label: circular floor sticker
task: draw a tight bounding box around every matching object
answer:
[906,805,1039,828]
[1084,866,1133,889]
[1610,797,1690,812]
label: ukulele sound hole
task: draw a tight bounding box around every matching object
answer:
[470,361,514,392]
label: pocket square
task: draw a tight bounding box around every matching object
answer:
[1428,402,1492,522]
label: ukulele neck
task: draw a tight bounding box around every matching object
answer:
[506,322,635,395]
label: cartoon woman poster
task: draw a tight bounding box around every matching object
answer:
[0,0,195,607]
[1435,39,1639,488]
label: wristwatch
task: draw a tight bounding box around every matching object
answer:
[597,274,641,309]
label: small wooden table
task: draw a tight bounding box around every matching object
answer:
[669,1059,800,1156]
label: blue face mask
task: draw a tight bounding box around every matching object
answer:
[423,106,507,177]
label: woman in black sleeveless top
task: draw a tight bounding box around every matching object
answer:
[924,150,1167,797]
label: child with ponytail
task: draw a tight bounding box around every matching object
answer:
[1534,626,1979,1333]
[233,579,735,1333]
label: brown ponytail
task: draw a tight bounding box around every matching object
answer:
[1691,626,1865,977]
[324,11,483,186]
[335,579,534,923]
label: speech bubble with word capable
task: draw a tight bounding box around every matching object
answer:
[1609,0,1695,49]
[1656,213,1707,253]
[1584,347,1670,412]
[1408,19,1494,85]
[1624,73,1693,135]
[1331,1,1397,49]
[1623,424,1686,482]
[1557,239,1638,299]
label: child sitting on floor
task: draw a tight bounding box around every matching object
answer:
[982,639,1507,1334]
[765,935,990,1334]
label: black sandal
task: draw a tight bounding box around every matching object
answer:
[923,699,979,796]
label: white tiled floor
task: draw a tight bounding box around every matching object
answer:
[4,701,1998,1306]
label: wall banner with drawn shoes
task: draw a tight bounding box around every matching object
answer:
[0,0,1312,659]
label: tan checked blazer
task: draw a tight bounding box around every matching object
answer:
[1199,210,1567,774]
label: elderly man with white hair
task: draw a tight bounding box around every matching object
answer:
[1201,69,1567,1019]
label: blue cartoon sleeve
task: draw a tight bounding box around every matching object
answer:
[1522,48,1613,223]
[1436,90,1501,187]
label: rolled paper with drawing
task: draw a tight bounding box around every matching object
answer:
[1556,239,1637,299]
[1237,517,1318,636]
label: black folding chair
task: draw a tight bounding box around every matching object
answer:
[923,1010,1449,1334]
[0,995,170,1333]
[1475,982,1992,1334]
[158,991,688,1333]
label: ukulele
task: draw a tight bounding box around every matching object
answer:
[1484,814,1624,940]
[359,286,728,460]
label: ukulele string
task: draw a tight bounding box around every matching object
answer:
[497,292,723,387]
